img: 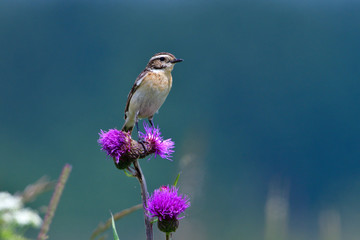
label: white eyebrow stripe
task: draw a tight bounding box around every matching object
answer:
[149,55,170,61]
[151,69,164,73]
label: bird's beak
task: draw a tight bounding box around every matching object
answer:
[171,58,183,63]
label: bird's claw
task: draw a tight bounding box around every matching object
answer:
[137,138,148,153]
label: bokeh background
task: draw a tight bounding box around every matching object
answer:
[1,0,360,239]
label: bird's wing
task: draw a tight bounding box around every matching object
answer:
[124,69,149,119]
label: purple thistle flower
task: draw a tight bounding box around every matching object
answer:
[139,123,175,160]
[98,129,131,164]
[146,185,190,222]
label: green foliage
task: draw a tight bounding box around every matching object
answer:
[0,225,29,240]
[123,169,135,178]
[111,213,120,240]
[173,173,181,187]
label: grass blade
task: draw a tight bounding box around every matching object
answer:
[111,213,120,240]
[173,172,181,187]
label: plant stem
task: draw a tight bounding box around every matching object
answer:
[37,164,72,240]
[133,160,153,240]
[166,232,172,240]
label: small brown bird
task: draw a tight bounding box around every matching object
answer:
[122,52,183,136]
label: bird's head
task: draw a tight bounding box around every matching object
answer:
[147,52,183,71]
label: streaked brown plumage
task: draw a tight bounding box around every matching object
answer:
[122,52,183,135]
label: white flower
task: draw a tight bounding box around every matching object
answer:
[2,208,42,227]
[0,192,22,211]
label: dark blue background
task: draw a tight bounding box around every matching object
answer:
[1,0,360,239]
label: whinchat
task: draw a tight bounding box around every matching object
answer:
[122,52,183,136]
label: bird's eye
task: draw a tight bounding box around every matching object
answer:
[159,57,165,61]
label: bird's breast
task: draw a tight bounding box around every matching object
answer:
[130,71,172,118]
[144,71,172,92]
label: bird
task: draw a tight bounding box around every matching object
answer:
[122,52,183,138]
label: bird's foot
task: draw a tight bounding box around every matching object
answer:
[137,138,148,153]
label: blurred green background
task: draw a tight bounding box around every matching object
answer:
[1,0,360,239]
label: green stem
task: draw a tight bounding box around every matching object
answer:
[166,232,172,240]
[37,164,72,240]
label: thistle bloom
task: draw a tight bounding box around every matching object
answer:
[146,185,190,233]
[98,129,131,164]
[139,123,175,160]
